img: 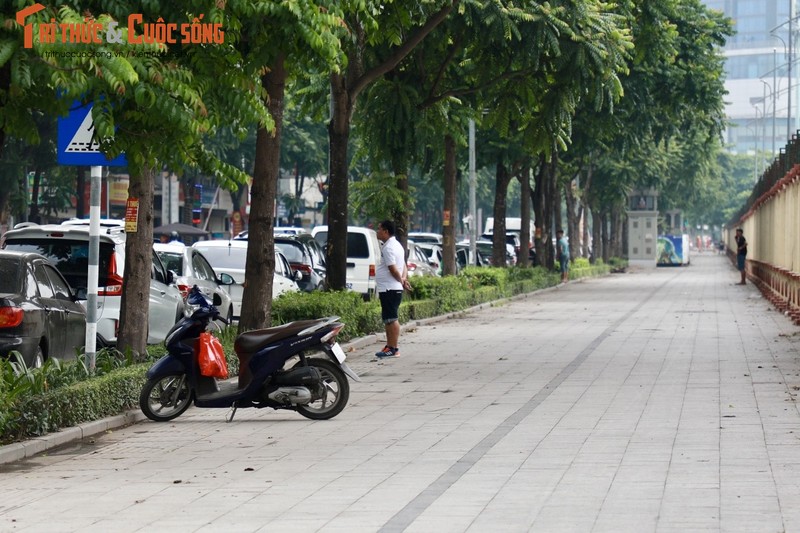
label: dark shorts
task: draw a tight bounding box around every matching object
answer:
[737,254,746,271]
[379,290,403,324]
[559,256,569,273]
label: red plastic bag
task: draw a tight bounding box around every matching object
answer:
[197,331,228,379]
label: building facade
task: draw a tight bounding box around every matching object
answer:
[703,0,794,154]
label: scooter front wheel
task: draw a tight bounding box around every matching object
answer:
[296,358,349,420]
[139,373,193,422]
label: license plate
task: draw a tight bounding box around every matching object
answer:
[331,342,346,363]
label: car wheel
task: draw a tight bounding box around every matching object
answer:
[32,345,45,369]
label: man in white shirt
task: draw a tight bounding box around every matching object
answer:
[375,220,410,358]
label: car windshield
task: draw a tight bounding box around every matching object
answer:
[0,257,22,294]
[275,242,305,263]
[156,251,184,274]
[193,245,247,269]
[3,238,115,291]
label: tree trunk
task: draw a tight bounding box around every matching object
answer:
[601,210,610,263]
[532,158,546,267]
[393,169,409,254]
[565,179,579,261]
[542,154,557,269]
[117,165,156,358]
[591,208,602,264]
[326,73,353,291]
[611,206,625,258]
[442,134,457,275]
[491,160,511,267]
[239,54,286,332]
[518,167,531,267]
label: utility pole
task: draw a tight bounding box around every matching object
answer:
[468,119,477,265]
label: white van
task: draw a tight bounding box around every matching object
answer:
[311,225,381,300]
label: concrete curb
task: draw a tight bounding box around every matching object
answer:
[0,277,586,466]
[0,410,146,465]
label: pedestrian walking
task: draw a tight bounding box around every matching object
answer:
[735,228,747,285]
[374,220,411,359]
[556,229,570,284]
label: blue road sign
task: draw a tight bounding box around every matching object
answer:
[57,102,127,166]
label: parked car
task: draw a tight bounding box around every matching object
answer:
[408,232,443,245]
[191,240,300,319]
[2,223,184,346]
[232,231,326,293]
[274,226,308,235]
[455,243,490,269]
[274,236,326,292]
[0,251,87,368]
[417,243,444,275]
[311,225,381,300]
[154,242,236,322]
[406,239,438,277]
[60,218,126,229]
[234,227,308,240]
[481,232,519,265]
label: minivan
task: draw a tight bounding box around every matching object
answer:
[311,225,381,300]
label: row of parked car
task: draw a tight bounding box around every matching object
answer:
[0,220,319,368]
[0,221,475,369]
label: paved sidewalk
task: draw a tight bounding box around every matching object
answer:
[2,253,800,532]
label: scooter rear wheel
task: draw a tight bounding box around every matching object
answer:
[295,358,349,420]
[139,372,193,422]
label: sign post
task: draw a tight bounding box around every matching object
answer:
[58,102,127,371]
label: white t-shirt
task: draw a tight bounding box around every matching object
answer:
[376,236,404,292]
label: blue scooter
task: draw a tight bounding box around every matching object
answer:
[139,286,360,422]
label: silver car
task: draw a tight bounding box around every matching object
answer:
[406,239,438,277]
[154,242,236,323]
[191,240,300,320]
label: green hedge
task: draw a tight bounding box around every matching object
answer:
[1,263,613,445]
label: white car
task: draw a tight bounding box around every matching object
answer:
[154,242,236,322]
[408,232,443,245]
[311,225,381,300]
[191,240,300,319]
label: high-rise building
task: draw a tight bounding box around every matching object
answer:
[703,1,793,154]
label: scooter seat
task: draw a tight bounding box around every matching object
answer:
[235,319,321,354]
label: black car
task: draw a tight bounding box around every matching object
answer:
[274,234,327,292]
[0,251,87,368]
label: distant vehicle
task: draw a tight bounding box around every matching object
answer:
[408,232,443,245]
[274,226,308,235]
[0,251,87,368]
[460,238,515,266]
[406,240,438,277]
[60,218,127,229]
[311,225,381,300]
[481,232,521,265]
[191,240,300,319]
[2,223,184,346]
[274,235,327,292]
[483,217,533,238]
[154,242,236,323]
[417,243,444,275]
[455,242,491,268]
[234,227,308,240]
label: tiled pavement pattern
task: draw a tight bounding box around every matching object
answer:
[2,253,800,532]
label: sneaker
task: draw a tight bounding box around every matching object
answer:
[375,345,400,359]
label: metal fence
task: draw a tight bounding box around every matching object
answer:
[727,135,800,325]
